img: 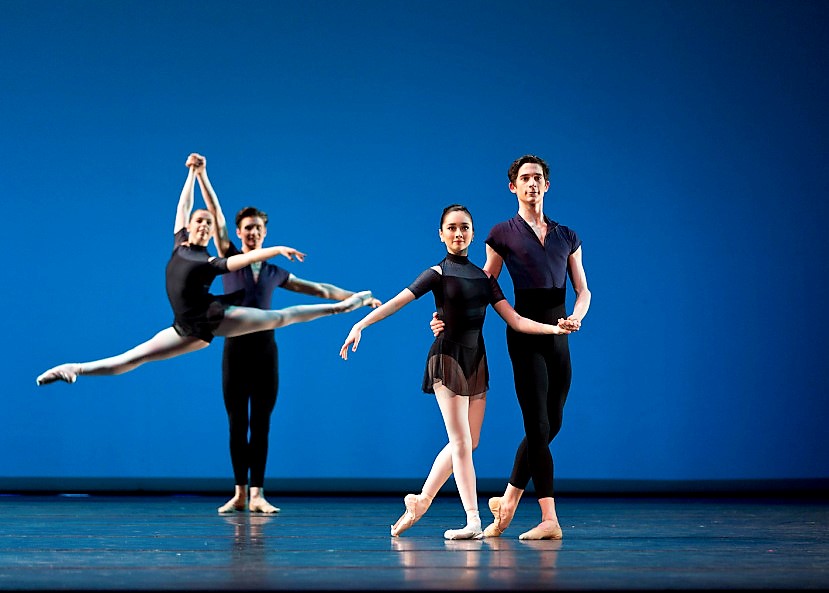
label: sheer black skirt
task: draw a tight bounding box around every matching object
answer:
[422,335,488,396]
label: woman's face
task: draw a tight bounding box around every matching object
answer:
[188,210,215,246]
[439,210,473,256]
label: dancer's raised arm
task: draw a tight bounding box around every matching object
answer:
[174,162,198,235]
[191,154,231,256]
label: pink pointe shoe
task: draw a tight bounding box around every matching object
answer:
[340,291,374,313]
[483,496,515,538]
[390,493,433,537]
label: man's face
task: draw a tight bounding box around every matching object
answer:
[188,210,215,246]
[236,216,267,251]
[509,163,550,205]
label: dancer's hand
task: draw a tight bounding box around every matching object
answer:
[430,312,445,337]
[364,296,383,308]
[275,246,306,262]
[339,326,363,360]
[558,317,581,332]
[186,153,205,169]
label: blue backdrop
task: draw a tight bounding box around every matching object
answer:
[3,0,827,491]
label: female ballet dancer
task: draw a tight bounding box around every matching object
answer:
[339,204,571,540]
[36,155,372,386]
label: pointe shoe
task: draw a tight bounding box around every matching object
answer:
[36,364,79,386]
[390,493,432,537]
[340,291,373,313]
[353,291,374,307]
[483,496,514,538]
[444,525,483,540]
[518,521,563,540]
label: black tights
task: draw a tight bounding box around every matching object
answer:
[222,332,278,488]
[505,325,571,499]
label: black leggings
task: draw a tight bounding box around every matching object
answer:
[505,300,571,499]
[222,331,279,488]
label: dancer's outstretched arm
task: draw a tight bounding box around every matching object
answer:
[226,246,306,272]
[339,288,415,360]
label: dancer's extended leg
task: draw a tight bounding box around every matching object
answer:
[216,291,373,337]
[36,328,208,385]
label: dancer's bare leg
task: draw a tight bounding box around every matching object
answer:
[248,487,280,514]
[421,445,453,499]
[483,483,524,537]
[218,485,248,514]
[423,391,486,499]
[519,496,563,540]
[390,389,485,537]
[435,384,485,540]
[36,328,208,385]
[216,291,373,338]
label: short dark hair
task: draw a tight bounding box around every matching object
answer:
[440,204,474,230]
[189,208,212,222]
[235,206,269,229]
[507,155,550,184]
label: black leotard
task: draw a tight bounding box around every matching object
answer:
[407,252,505,396]
[165,229,243,343]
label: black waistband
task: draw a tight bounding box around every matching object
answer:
[513,287,566,323]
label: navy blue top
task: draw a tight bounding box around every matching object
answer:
[485,214,581,291]
[221,241,290,309]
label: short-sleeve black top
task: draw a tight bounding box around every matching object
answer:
[165,228,239,342]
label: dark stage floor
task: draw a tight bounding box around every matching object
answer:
[0,493,827,591]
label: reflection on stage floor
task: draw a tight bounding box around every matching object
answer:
[0,493,827,591]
